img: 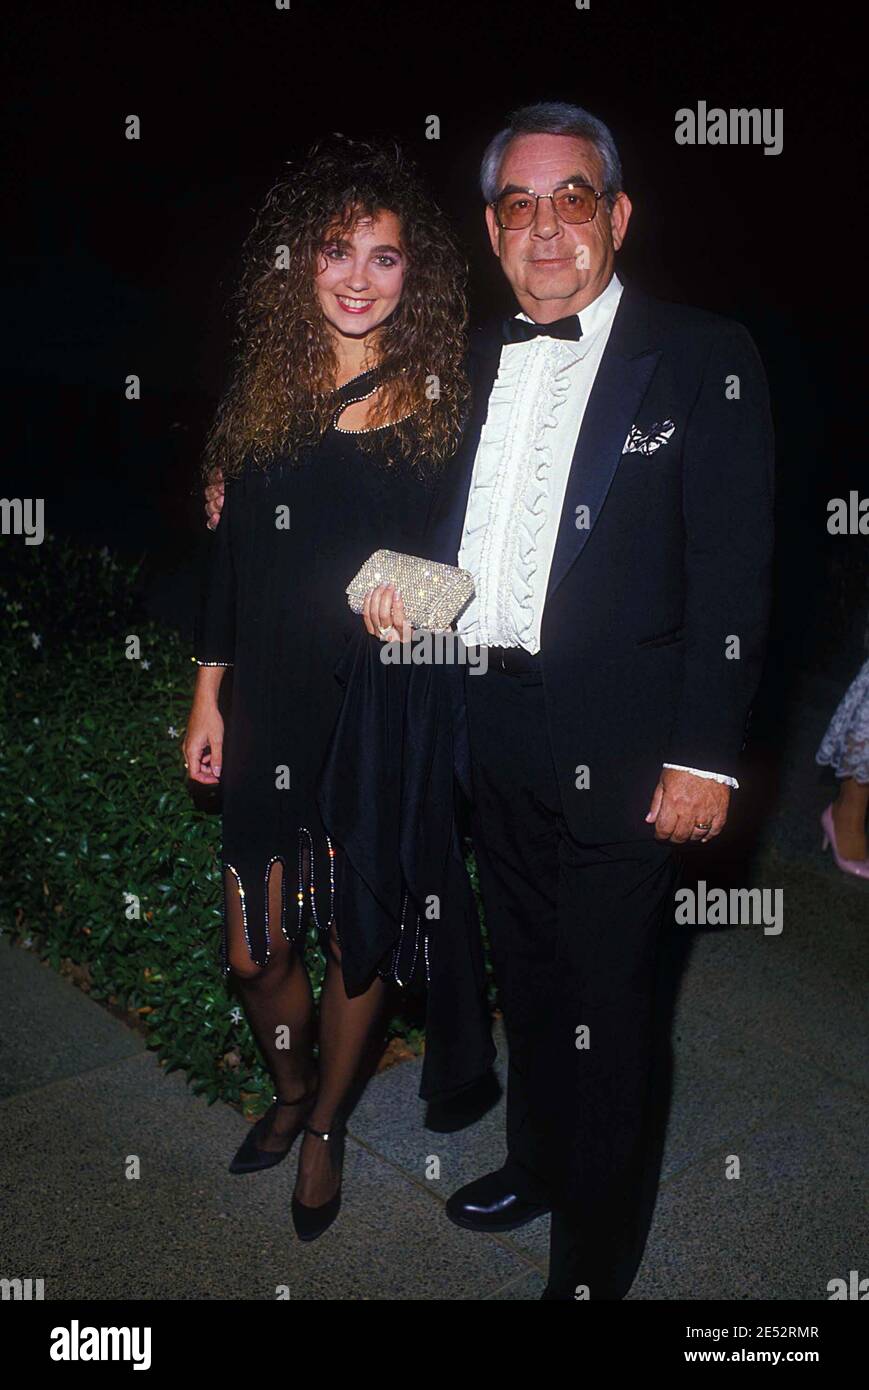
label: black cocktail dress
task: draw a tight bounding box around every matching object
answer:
[194,368,496,1098]
[193,369,436,972]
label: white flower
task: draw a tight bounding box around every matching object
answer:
[229,1006,243,1025]
[30,633,42,649]
[167,726,179,739]
[141,659,150,670]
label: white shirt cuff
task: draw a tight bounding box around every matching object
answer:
[662,763,739,790]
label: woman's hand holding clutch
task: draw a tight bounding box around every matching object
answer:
[347,551,474,636]
[362,584,413,643]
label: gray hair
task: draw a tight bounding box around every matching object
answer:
[480,101,623,210]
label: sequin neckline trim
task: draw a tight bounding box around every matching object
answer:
[330,369,415,435]
[331,367,381,395]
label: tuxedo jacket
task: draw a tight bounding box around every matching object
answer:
[426,279,775,842]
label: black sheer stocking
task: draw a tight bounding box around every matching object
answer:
[294,911,392,1207]
[226,862,317,1151]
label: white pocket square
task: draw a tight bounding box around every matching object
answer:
[622,420,676,456]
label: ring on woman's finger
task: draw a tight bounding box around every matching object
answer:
[378,624,395,639]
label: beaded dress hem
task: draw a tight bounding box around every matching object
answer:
[219,826,429,988]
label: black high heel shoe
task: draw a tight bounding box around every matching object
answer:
[291,1122,345,1241]
[228,1088,317,1175]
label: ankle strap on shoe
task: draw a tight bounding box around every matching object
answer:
[304,1122,337,1142]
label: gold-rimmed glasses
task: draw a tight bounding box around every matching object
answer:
[491,182,604,230]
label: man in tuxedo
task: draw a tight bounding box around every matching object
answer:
[366,100,774,1299]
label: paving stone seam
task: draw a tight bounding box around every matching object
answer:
[339,1131,549,1273]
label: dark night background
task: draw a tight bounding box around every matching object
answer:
[2,4,865,1311]
[3,0,864,709]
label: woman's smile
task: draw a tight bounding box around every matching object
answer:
[335,294,377,313]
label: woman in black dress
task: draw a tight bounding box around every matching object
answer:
[182,138,468,1239]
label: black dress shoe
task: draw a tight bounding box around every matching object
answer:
[228,1089,316,1175]
[445,1169,550,1232]
[291,1122,345,1242]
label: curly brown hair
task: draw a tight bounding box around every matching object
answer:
[203,135,470,480]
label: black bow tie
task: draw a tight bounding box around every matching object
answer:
[501,313,583,345]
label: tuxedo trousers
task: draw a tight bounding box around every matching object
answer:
[465,665,678,1299]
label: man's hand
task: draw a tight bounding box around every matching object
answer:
[204,469,224,530]
[645,767,730,844]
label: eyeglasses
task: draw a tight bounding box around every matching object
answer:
[491,182,604,230]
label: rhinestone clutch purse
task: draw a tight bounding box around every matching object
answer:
[346,550,475,630]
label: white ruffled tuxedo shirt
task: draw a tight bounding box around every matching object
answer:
[456,273,737,790]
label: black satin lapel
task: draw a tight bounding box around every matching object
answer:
[426,347,501,564]
[547,344,661,598]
